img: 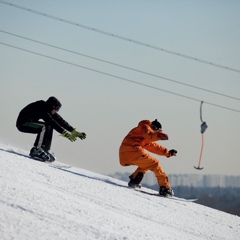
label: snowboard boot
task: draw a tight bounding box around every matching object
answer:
[128,172,144,189]
[159,186,174,197]
[45,152,56,163]
[29,147,50,161]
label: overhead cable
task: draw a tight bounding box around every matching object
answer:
[1,41,240,114]
[1,0,240,74]
[1,29,239,102]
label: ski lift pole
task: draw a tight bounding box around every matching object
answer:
[194,101,208,170]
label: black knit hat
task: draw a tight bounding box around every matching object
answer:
[152,119,162,130]
[46,96,62,111]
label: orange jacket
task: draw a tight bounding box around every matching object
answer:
[119,120,170,164]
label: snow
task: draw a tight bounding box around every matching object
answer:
[0,143,239,240]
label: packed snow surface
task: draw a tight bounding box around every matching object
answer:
[0,143,239,240]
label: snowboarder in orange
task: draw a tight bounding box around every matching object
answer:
[119,119,177,196]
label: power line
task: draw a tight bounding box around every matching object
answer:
[1,0,240,74]
[1,41,240,114]
[1,29,239,102]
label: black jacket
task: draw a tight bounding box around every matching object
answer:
[16,99,74,134]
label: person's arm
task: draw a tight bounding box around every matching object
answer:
[141,124,169,141]
[144,142,169,156]
[145,142,177,158]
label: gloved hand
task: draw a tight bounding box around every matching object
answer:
[72,129,86,140]
[158,131,169,140]
[61,130,77,142]
[168,149,177,157]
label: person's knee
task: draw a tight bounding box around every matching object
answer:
[145,155,160,167]
[120,160,130,166]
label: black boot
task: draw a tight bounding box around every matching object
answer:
[29,147,50,161]
[128,172,144,189]
[45,151,56,163]
[159,186,174,197]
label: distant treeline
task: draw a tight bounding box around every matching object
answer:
[144,184,240,217]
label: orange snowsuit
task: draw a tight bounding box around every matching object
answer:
[119,120,172,188]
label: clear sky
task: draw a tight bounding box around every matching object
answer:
[1,0,240,176]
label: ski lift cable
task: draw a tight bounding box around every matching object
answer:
[1,41,240,115]
[1,0,240,74]
[1,29,240,102]
[200,101,204,123]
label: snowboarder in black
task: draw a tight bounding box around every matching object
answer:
[16,96,86,162]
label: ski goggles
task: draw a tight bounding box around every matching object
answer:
[53,105,61,111]
[152,125,159,130]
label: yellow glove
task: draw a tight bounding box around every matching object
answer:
[72,129,86,140]
[61,130,77,142]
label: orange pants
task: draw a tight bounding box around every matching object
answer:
[120,151,171,188]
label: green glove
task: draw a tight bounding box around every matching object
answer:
[61,130,77,142]
[72,129,86,140]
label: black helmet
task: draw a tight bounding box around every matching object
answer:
[151,119,162,130]
[46,96,62,111]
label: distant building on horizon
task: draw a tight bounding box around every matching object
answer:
[145,173,240,188]
[110,172,240,188]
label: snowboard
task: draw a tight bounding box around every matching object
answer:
[132,188,198,202]
[6,149,71,169]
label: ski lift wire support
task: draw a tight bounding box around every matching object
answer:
[194,101,207,170]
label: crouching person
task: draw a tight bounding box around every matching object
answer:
[16,96,86,162]
[119,119,177,197]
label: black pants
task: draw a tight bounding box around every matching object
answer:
[17,121,53,152]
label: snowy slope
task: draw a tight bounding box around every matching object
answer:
[0,143,239,240]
